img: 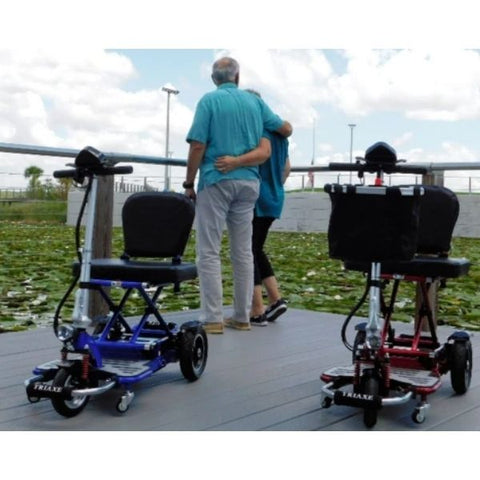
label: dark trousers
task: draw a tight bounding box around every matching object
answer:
[252,216,275,286]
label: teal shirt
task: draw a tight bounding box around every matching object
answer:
[255,132,289,218]
[186,83,284,191]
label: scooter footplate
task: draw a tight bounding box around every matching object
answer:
[389,367,440,388]
[101,359,153,377]
[323,365,440,388]
[323,365,356,378]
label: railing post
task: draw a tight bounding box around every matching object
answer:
[88,175,113,319]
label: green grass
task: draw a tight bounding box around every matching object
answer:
[0,201,67,223]
[1,219,479,333]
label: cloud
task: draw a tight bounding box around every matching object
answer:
[0,49,194,186]
[224,49,480,123]
[392,132,413,148]
[330,49,480,120]
[222,49,335,128]
[405,142,478,164]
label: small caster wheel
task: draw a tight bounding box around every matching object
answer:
[321,397,332,409]
[116,399,129,414]
[116,391,134,414]
[412,408,426,424]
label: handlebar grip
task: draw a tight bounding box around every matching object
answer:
[392,165,428,175]
[53,169,77,178]
[328,163,360,171]
[99,166,133,175]
[112,166,133,175]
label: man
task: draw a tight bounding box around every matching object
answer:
[184,57,292,334]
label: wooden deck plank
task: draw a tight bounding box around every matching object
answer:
[1,308,479,431]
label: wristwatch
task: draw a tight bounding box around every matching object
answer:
[182,181,194,189]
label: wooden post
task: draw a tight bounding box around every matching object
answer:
[422,170,444,188]
[88,175,113,319]
[415,170,445,331]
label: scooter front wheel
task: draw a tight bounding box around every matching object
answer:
[362,374,380,428]
[51,368,90,417]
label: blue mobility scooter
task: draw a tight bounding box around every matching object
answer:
[320,142,472,428]
[25,146,207,417]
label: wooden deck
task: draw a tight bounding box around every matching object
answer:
[1,308,479,431]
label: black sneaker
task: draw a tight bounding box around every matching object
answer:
[250,313,268,327]
[265,299,287,322]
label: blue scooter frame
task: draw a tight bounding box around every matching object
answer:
[25,146,207,417]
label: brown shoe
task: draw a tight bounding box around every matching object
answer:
[224,318,251,331]
[203,322,224,334]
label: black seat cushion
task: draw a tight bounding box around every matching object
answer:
[74,259,197,284]
[344,256,470,279]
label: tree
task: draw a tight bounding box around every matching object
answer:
[24,165,44,198]
[56,177,72,200]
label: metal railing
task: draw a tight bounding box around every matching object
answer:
[2,141,480,193]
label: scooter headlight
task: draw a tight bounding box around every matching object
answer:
[57,324,75,342]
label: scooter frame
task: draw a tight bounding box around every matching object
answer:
[319,142,472,428]
[24,146,207,417]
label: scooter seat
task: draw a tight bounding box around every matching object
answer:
[344,256,470,279]
[73,258,197,285]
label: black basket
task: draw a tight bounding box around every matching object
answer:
[325,184,423,262]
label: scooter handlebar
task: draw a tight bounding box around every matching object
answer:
[328,162,427,175]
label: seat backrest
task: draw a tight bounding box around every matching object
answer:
[415,185,459,255]
[121,192,195,258]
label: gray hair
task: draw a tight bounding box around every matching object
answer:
[212,57,239,84]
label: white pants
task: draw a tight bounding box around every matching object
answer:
[195,180,260,324]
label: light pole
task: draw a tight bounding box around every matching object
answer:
[162,86,179,191]
[348,123,356,184]
[309,118,316,189]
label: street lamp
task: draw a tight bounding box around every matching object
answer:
[348,123,356,183]
[162,86,179,191]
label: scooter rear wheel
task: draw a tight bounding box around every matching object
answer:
[180,328,208,381]
[450,340,472,395]
[51,368,90,417]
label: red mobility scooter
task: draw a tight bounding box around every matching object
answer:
[320,142,472,428]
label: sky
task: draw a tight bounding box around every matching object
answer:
[1,1,480,195]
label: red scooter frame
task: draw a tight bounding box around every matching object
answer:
[320,142,472,428]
